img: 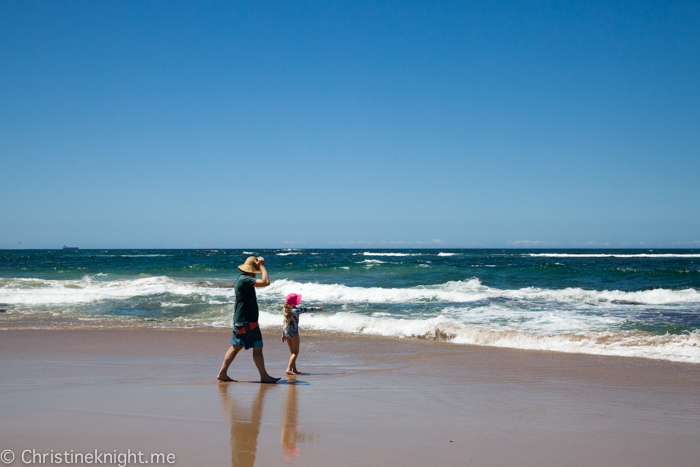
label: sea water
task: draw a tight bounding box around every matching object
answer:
[1,249,699,363]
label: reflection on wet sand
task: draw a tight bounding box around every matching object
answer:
[219,384,271,467]
[281,378,320,465]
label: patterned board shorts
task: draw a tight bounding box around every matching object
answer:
[231,322,263,349]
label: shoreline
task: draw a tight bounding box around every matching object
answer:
[2,328,699,466]
[2,316,699,365]
[3,247,699,365]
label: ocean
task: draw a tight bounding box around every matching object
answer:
[1,249,699,363]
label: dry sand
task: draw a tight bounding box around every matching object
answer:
[1,328,699,466]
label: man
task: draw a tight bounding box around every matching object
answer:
[217,256,280,383]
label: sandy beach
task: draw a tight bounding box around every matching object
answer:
[3,0,699,464]
[1,328,698,466]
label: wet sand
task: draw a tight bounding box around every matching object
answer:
[1,328,699,466]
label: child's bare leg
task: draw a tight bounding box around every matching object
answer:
[253,347,280,383]
[217,345,243,381]
[288,335,301,374]
[286,337,297,375]
[293,335,301,373]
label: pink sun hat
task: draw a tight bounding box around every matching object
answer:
[286,293,302,307]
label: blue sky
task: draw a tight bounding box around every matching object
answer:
[1,0,698,249]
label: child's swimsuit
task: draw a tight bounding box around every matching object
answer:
[283,307,321,338]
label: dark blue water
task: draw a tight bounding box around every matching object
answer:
[2,248,699,288]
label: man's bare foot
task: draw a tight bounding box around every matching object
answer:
[217,373,236,382]
[261,375,281,384]
[286,370,298,375]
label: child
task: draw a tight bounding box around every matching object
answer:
[282,293,322,375]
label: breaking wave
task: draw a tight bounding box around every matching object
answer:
[261,278,700,306]
[257,310,700,363]
[0,276,236,305]
[1,276,698,308]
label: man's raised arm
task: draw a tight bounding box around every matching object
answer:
[254,257,270,287]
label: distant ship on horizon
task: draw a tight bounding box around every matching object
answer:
[63,246,79,251]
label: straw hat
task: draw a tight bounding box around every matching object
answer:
[238,256,262,274]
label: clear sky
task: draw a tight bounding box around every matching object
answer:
[1,0,698,249]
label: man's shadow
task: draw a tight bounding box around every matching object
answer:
[218,383,272,467]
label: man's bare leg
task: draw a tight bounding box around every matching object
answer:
[217,345,243,381]
[253,347,280,383]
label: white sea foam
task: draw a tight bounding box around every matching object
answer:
[526,253,700,258]
[0,276,236,305]
[356,259,386,264]
[442,304,620,334]
[259,278,700,306]
[4,276,698,308]
[437,252,458,256]
[254,310,700,363]
[277,252,302,256]
[242,251,253,254]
